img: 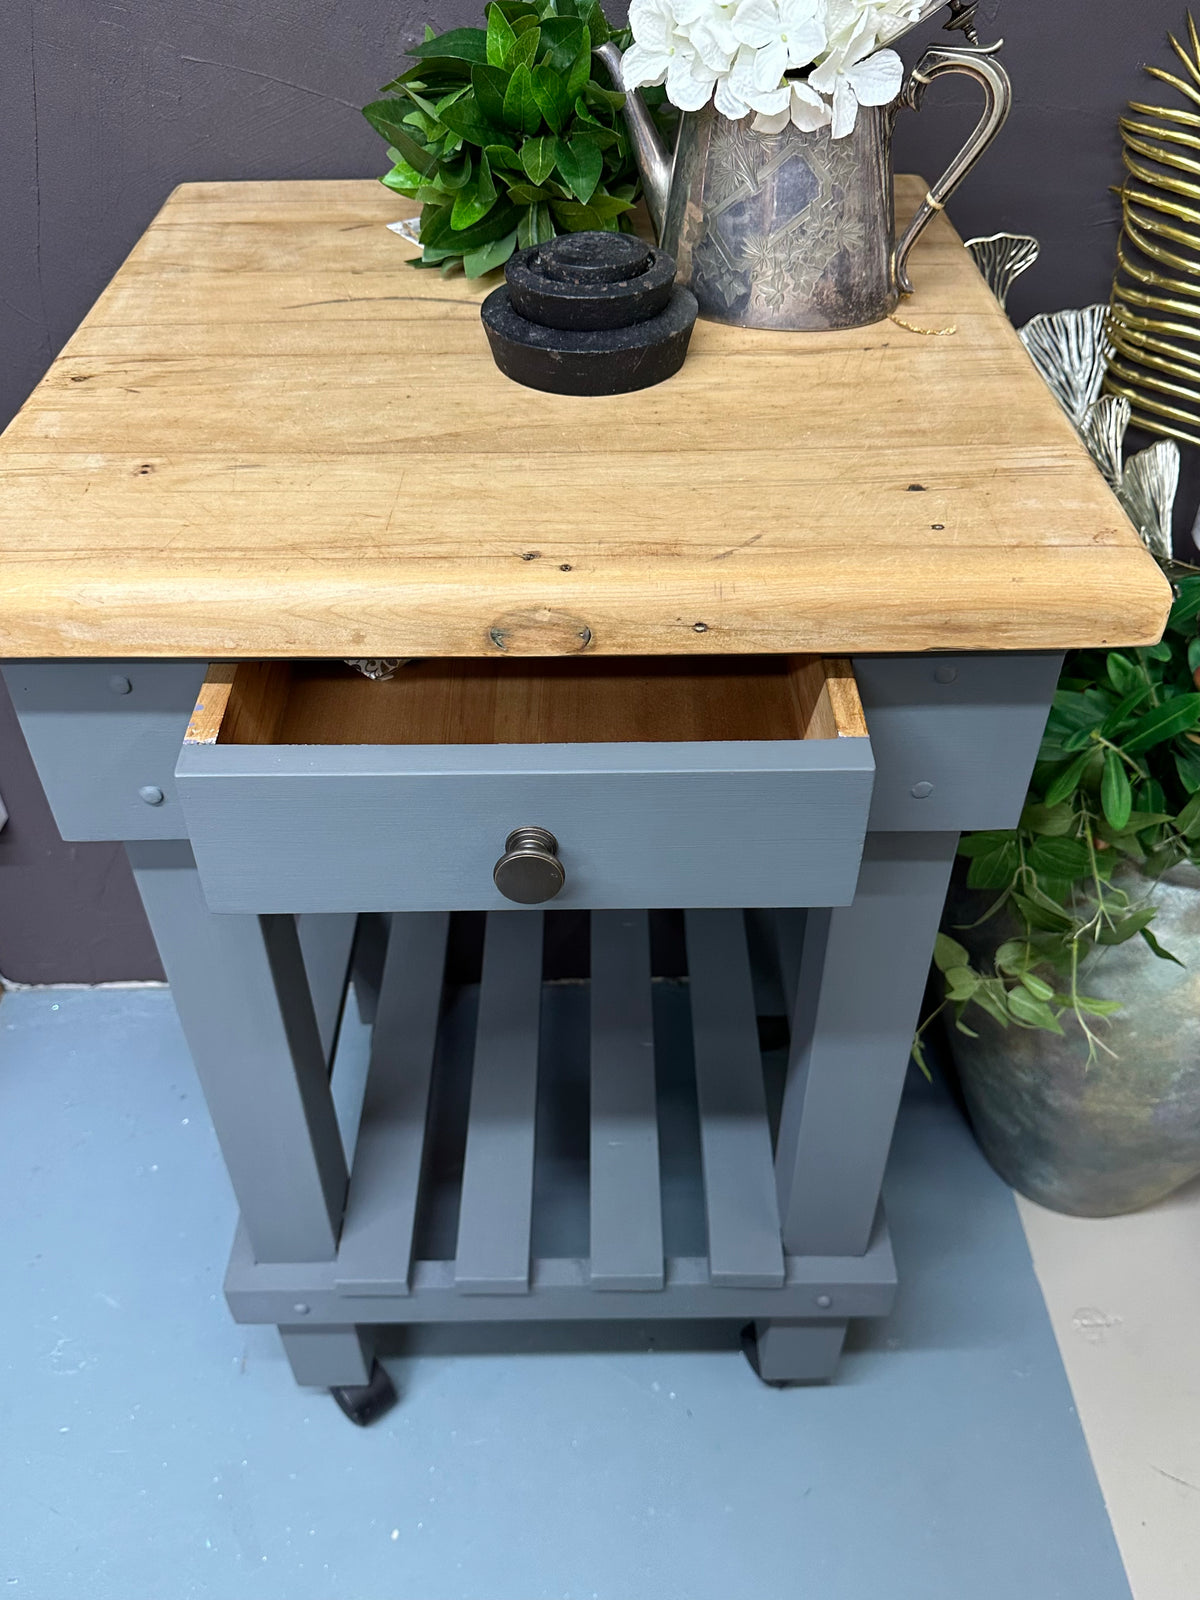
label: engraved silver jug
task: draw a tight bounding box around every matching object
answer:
[594,35,1011,331]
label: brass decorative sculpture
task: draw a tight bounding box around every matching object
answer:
[1105,13,1200,448]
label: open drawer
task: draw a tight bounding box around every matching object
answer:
[175,656,874,913]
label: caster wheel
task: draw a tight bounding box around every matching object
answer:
[739,1323,793,1390]
[330,1359,397,1426]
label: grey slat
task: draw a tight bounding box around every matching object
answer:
[455,911,544,1293]
[297,913,357,1064]
[334,913,450,1294]
[589,911,663,1291]
[684,910,785,1289]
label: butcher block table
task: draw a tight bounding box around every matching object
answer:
[0,177,1170,1418]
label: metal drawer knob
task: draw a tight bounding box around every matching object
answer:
[493,827,565,905]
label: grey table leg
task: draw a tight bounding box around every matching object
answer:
[755,831,959,1380]
[128,841,372,1389]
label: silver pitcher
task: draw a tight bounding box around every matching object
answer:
[594,32,1011,331]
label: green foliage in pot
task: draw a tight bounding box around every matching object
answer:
[362,0,661,279]
[917,566,1200,1071]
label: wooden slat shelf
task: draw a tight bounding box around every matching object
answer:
[224,908,897,1325]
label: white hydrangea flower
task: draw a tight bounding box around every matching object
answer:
[674,0,740,74]
[731,0,826,94]
[751,78,832,134]
[622,0,721,111]
[626,0,926,136]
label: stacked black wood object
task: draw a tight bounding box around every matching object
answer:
[481,232,698,396]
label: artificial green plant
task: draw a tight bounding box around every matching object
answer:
[362,0,658,278]
[917,566,1200,1069]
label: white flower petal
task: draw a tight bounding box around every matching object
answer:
[789,80,832,130]
[667,51,719,110]
[731,0,780,49]
[714,73,751,119]
[845,47,903,106]
[752,38,787,91]
[747,80,791,114]
[690,15,738,72]
[830,76,859,138]
[752,106,792,133]
[782,15,826,69]
[621,42,671,89]
[629,0,677,50]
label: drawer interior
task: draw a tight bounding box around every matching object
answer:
[185,656,866,749]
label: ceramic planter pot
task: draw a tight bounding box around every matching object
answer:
[943,864,1200,1216]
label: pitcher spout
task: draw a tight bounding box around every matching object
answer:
[593,42,671,241]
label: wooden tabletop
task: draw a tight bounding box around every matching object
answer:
[0,178,1170,660]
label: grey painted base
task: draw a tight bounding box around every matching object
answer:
[224,929,898,1387]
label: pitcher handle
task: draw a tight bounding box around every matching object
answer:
[894,43,1013,296]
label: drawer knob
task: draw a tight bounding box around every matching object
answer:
[493,827,565,905]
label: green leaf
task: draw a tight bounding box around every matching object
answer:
[436,151,473,192]
[1075,995,1123,1017]
[380,154,426,194]
[1019,971,1055,1001]
[530,60,572,131]
[472,63,512,125]
[362,100,437,174]
[967,979,1012,1028]
[1169,575,1200,630]
[577,0,612,45]
[957,830,1017,858]
[933,933,970,973]
[1143,640,1174,662]
[555,134,603,202]
[1043,750,1093,806]
[1027,836,1092,880]
[406,27,490,67]
[463,227,519,278]
[451,152,497,229]
[1101,749,1133,830]
[994,939,1030,975]
[421,199,519,252]
[1095,907,1158,945]
[1011,890,1074,933]
[1100,682,1154,737]
[1006,987,1064,1033]
[540,15,587,69]
[1188,635,1200,677]
[550,195,635,230]
[520,133,557,186]
[966,839,1020,892]
[1122,694,1200,753]
[1178,789,1200,838]
[485,141,525,171]
[439,92,503,147]
[504,181,560,203]
[503,62,542,134]
[517,200,556,246]
[508,25,541,69]
[1141,926,1186,966]
[486,2,518,66]
[1106,652,1141,694]
[944,966,981,1001]
[1018,800,1076,837]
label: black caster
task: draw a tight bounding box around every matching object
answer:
[330,1359,397,1426]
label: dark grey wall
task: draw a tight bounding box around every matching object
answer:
[0,0,1188,979]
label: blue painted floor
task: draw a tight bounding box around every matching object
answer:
[0,988,1130,1600]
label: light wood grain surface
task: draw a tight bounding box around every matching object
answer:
[0,177,1170,659]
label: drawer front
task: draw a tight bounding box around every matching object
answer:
[176,741,875,913]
